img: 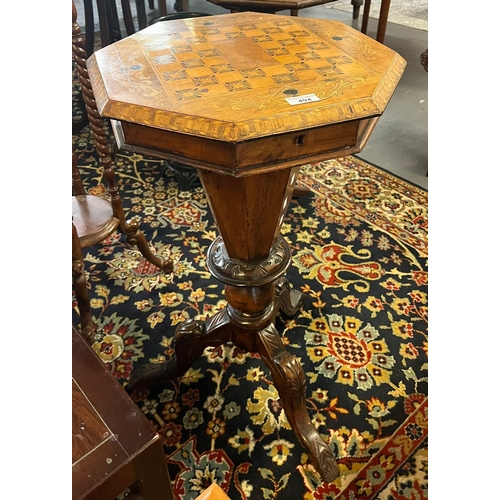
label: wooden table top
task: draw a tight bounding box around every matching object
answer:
[88,12,406,143]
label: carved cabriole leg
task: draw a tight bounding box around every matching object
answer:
[226,278,339,483]
[256,323,340,483]
[127,309,233,391]
[72,1,173,274]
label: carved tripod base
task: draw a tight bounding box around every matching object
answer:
[127,278,339,483]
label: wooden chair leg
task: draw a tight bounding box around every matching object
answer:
[174,0,189,12]
[376,0,391,43]
[361,0,371,33]
[72,223,95,344]
[361,0,390,44]
[83,0,95,56]
[121,0,136,35]
[158,0,168,15]
[351,0,363,20]
[136,0,148,29]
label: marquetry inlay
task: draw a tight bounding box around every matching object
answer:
[88,12,406,142]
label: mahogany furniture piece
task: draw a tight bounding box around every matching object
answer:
[361,0,391,43]
[206,0,338,17]
[72,1,173,342]
[72,325,174,500]
[87,12,406,482]
[205,0,366,20]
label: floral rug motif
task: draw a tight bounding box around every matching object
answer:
[72,125,428,499]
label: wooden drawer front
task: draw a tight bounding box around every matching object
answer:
[236,120,360,168]
[118,119,360,176]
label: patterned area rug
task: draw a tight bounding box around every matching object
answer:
[72,124,428,499]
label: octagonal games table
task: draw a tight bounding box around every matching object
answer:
[87,12,406,482]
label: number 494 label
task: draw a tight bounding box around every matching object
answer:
[285,93,321,105]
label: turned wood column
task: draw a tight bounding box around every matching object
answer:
[200,167,298,328]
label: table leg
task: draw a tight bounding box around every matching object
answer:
[361,0,390,44]
[123,218,174,273]
[131,436,175,500]
[257,322,340,482]
[376,0,391,43]
[128,309,233,389]
[361,0,371,34]
[72,223,95,343]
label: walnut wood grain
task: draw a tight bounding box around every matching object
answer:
[91,12,406,484]
[115,118,361,177]
[199,168,295,260]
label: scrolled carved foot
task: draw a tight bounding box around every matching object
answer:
[274,277,305,317]
[173,312,232,370]
[307,434,340,483]
[258,324,339,483]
